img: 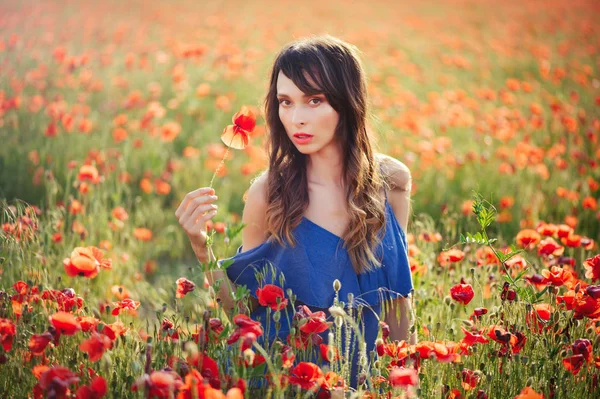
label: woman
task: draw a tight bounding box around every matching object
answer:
[176,34,416,390]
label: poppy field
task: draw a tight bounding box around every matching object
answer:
[1,0,600,398]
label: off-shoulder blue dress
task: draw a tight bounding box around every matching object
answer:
[218,191,413,390]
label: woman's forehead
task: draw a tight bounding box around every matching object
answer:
[276,70,323,96]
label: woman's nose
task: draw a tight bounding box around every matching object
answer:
[291,107,307,126]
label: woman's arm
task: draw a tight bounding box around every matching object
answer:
[385,296,417,344]
[379,154,417,343]
[202,172,270,314]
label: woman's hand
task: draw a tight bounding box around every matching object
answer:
[175,187,219,262]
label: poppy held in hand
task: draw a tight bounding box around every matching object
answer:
[450,283,475,305]
[221,106,256,150]
[256,284,288,311]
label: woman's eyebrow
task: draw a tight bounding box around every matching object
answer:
[276,92,324,98]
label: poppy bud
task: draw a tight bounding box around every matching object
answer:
[333,279,341,292]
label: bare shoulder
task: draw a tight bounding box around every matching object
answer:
[375,153,411,191]
[240,170,269,252]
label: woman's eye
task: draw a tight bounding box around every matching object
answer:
[309,98,322,105]
[278,100,290,106]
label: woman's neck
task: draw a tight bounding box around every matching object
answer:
[306,146,344,189]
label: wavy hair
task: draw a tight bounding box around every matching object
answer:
[262,34,389,274]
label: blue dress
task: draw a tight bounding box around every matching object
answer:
[218,192,413,390]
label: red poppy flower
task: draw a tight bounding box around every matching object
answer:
[75,376,107,399]
[573,294,600,319]
[296,305,331,334]
[176,278,196,298]
[584,254,600,282]
[77,316,101,332]
[37,366,80,399]
[256,284,288,311]
[50,312,81,335]
[525,274,550,291]
[132,369,183,398]
[389,367,419,388]
[537,237,564,257]
[525,303,552,333]
[0,318,16,351]
[461,368,480,391]
[28,332,53,355]
[556,224,573,238]
[541,266,576,288]
[79,332,113,362]
[111,298,141,316]
[221,106,256,149]
[227,314,263,345]
[563,354,586,375]
[460,327,490,347]
[288,362,324,391]
[450,283,474,305]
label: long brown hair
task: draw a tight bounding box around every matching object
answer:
[262,34,389,274]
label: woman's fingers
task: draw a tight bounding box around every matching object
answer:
[175,187,215,218]
[183,203,218,229]
[178,194,218,224]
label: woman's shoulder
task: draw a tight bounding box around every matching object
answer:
[240,170,270,253]
[375,153,411,191]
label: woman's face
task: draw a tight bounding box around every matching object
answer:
[276,71,340,155]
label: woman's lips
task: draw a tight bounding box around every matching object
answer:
[293,134,313,144]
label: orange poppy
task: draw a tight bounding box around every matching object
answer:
[63,246,111,278]
[515,229,541,249]
[133,227,153,241]
[438,249,466,267]
[514,386,544,399]
[78,165,100,184]
[541,266,576,288]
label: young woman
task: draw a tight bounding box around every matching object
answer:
[176,34,416,389]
